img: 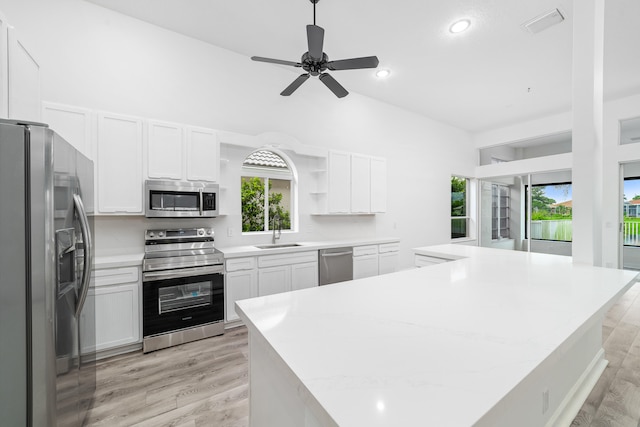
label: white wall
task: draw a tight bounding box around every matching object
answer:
[475,93,640,266]
[0,0,475,268]
[603,93,640,268]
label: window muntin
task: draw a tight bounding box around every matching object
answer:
[491,184,510,240]
[451,176,469,239]
[526,182,572,242]
[241,150,294,233]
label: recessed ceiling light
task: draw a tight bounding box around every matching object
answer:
[376,69,391,78]
[449,19,471,34]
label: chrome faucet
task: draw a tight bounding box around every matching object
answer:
[272,213,282,244]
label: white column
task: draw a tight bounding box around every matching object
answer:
[571,0,605,265]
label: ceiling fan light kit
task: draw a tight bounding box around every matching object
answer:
[251,0,379,98]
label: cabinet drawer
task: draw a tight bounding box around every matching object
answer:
[258,251,318,268]
[353,245,377,257]
[226,257,256,272]
[92,266,139,288]
[378,242,400,253]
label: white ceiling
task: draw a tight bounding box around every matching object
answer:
[85,0,640,133]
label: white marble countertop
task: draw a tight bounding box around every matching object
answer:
[94,253,144,269]
[218,237,400,258]
[236,244,638,426]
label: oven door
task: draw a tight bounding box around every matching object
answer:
[142,265,224,338]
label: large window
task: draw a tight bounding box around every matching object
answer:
[525,182,572,242]
[241,150,294,233]
[491,184,510,240]
[451,176,469,239]
[623,177,640,246]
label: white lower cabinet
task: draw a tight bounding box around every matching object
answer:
[378,242,400,275]
[258,251,318,295]
[258,266,290,297]
[379,252,400,275]
[82,265,141,355]
[225,269,257,322]
[225,251,318,323]
[352,242,400,279]
[291,261,319,291]
[353,245,379,280]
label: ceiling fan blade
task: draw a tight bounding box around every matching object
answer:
[251,56,301,67]
[280,74,310,96]
[326,56,380,71]
[319,73,348,98]
[307,24,325,60]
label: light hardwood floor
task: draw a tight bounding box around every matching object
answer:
[86,282,640,427]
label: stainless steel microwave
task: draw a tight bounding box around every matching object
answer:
[145,180,219,218]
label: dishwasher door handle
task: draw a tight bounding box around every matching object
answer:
[320,251,353,257]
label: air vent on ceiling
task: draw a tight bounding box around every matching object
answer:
[522,8,565,34]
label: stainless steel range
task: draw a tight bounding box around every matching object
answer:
[142,227,224,353]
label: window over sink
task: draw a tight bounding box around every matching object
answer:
[241,149,296,233]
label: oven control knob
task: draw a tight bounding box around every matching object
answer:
[149,232,155,238]
[158,231,164,237]
[198,229,204,236]
[206,229,212,235]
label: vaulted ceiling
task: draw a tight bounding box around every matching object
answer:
[85,0,640,133]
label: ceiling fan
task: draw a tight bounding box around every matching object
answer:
[251,0,379,98]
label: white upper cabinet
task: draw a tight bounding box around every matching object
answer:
[146,121,219,182]
[370,157,387,213]
[186,126,219,182]
[350,154,371,214]
[147,120,183,180]
[96,112,144,214]
[322,150,387,215]
[328,150,351,213]
[7,26,40,122]
[42,102,93,159]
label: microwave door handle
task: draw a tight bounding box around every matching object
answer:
[73,194,93,318]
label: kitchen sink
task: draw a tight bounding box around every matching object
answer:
[254,243,302,249]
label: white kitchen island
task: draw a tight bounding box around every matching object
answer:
[235,245,637,427]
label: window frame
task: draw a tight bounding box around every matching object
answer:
[622,176,640,247]
[451,175,470,240]
[241,149,297,234]
[525,181,573,242]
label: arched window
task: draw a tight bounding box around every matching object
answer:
[241,149,295,233]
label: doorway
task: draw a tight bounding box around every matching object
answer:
[621,162,640,270]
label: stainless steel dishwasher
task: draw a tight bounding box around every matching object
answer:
[319,247,353,285]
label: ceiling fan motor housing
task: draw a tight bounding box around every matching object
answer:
[301,52,328,76]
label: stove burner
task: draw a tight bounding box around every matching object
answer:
[143,227,223,273]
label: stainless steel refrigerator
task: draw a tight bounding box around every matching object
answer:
[0,119,96,426]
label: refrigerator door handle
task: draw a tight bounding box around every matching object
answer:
[73,194,93,318]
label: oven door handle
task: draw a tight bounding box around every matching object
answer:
[143,265,224,281]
